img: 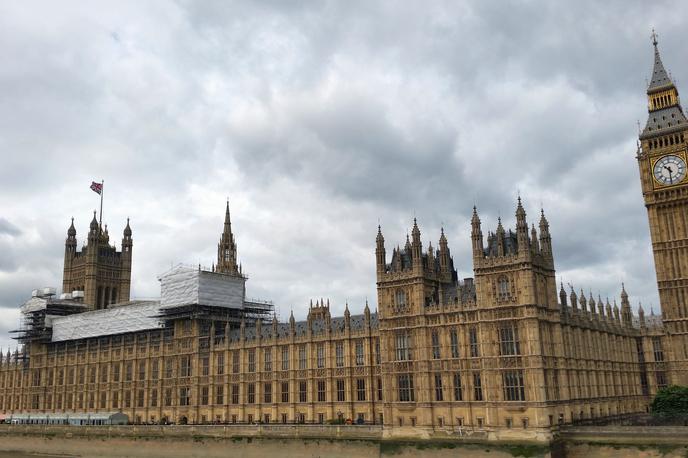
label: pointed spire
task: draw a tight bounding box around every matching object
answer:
[376,225,386,275]
[559,282,568,307]
[620,283,633,327]
[89,210,99,233]
[217,201,239,275]
[376,225,384,244]
[570,286,578,311]
[123,217,132,237]
[579,288,587,312]
[648,29,672,91]
[638,302,646,327]
[67,217,76,237]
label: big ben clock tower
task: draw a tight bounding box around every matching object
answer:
[638,32,688,385]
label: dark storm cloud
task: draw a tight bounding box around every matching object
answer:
[0,1,685,347]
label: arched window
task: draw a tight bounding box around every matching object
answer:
[224,249,231,261]
[498,276,510,300]
[395,290,407,308]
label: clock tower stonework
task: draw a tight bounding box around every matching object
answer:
[638,34,688,385]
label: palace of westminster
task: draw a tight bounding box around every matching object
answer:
[1,38,688,440]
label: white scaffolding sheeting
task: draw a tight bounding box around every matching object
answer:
[20,296,48,314]
[159,265,245,309]
[51,301,162,342]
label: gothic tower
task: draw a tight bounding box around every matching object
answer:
[62,213,133,310]
[637,33,688,384]
[216,201,240,275]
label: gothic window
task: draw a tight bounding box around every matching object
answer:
[503,370,526,401]
[431,331,441,359]
[355,340,364,366]
[264,382,272,403]
[469,327,479,357]
[336,379,345,401]
[434,374,444,401]
[282,346,290,370]
[299,381,307,402]
[248,349,255,372]
[453,373,463,401]
[398,374,415,402]
[247,383,255,404]
[216,353,225,375]
[450,329,460,358]
[316,344,325,368]
[335,341,344,367]
[652,337,664,362]
[282,382,289,402]
[472,372,484,401]
[497,276,510,300]
[317,380,326,402]
[224,249,230,261]
[356,378,366,401]
[395,332,411,361]
[299,345,307,369]
[395,290,407,308]
[498,322,521,356]
[264,348,272,372]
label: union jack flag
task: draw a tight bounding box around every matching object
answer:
[90,181,103,195]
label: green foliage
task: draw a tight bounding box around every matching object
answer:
[651,385,688,418]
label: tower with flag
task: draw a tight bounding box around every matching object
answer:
[61,181,132,310]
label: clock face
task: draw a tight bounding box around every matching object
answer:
[653,155,687,186]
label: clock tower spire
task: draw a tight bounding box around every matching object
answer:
[637,31,688,385]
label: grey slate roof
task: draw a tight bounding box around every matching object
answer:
[484,230,518,256]
[642,106,687,138]
[648,44,672,92]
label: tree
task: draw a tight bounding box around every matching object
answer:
[651,385,688,418]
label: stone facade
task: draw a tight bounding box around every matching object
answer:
[0,38,683,442]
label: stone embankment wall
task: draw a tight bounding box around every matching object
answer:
[1,424,688,457]
[559,426,688,458]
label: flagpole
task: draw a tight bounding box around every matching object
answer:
[99,180,104,231]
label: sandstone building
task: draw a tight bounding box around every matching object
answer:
[0,38,683,441]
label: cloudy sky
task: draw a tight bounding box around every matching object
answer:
[1,1,685,349]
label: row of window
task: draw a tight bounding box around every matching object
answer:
[395,322,520,362]
[2,370,528,410]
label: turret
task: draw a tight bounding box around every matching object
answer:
[620,283,633,327]
[530,224,539,254]
[496,218,505,256]
[579,289,588,313]
[119,218,133,303]
[411,218,422,269]
[375,225,386,276]
[440,227,451,271]
[559,282,567,307]
[427,242,435,271]
[638,302,646,328]
[344,302,351,329]
[570,287,578,311]
[471,207,484,260]
[539,209,552,258]
[516,197,529,255]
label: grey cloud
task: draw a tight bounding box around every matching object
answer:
[0,1,684,328]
